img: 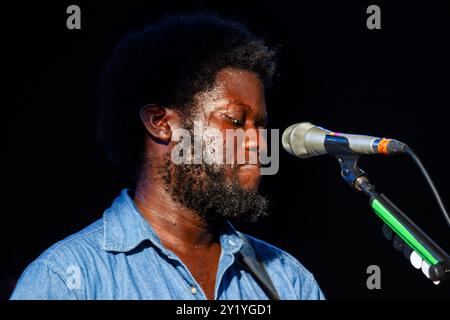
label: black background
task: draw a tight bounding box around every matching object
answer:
[2,0,449,299]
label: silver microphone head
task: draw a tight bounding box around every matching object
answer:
[283,122,405,158]
[282,122,330,158]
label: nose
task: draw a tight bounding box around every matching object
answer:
[242,126,267,164]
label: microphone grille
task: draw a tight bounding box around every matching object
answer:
[281,122,316,158]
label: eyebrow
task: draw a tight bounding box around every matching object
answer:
[227,99,253,111]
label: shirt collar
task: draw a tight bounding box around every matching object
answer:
[102,189,244,255]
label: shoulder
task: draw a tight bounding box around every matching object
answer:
[10,219,104,300]
[39,218,104,261]
[244,234,325,300]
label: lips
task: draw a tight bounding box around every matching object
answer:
[237,164,261,173]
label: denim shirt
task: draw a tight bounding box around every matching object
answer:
[10,189,325,300]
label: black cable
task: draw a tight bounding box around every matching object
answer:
[404,146,450,229]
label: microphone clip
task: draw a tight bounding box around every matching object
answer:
[335,153,371,193]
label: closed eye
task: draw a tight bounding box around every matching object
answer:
[222,114,245,127]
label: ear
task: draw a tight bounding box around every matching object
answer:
[139,104,175,143]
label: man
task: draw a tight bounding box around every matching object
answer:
[11,13,324,300]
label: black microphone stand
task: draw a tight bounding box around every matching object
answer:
[334,152,450,282]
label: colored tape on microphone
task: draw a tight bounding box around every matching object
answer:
[377,138,392,154]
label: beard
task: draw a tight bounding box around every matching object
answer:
[158,151,270,225]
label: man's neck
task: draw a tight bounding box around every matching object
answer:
[134,180,220,251]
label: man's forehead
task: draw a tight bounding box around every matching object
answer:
[215,68,264,98]
[197,68,266,114]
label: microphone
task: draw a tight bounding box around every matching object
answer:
[282,122,450,283]
[282,122,407,158]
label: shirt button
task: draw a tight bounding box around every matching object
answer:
[191,287,197,294]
